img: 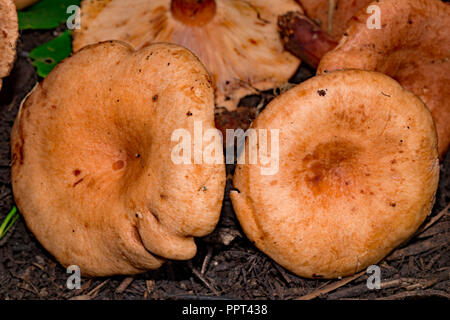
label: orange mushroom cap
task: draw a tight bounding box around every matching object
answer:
[0,0,18,91]
[11,41,226,277]
[231,70,439,279]
[318,0,450,158]
[72,0,302,110]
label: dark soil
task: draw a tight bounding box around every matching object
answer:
[0,28,448,300]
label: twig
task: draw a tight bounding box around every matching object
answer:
[416,203,450,236]
[115,277,134,294]
[376,289,450,300]
[191,266,220,296]
[296,271,365,300]
[327,0,336,35]
[273,262,291,284]
[201,247,213,274]
[87,279,110,297]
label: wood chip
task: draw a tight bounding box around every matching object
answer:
[115,277,134,294]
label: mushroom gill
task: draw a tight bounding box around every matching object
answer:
[72,0,302,110]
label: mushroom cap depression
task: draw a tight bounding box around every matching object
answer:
[72,0,302,110]
[318,0,450,157]
[0,0,18,91]
[231,70,439,279]
[11,42,226,277]
[298,0,373,39]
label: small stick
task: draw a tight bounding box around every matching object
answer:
[201,247,213,274]
[115,277,134,294]
[87,279,110,297]
[296,271,365,300]
[191,266,220,296]
[417,203,449,235]
[328,0,336,35]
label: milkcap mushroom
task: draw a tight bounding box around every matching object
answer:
[318,0,450,158]
[0,0,18,91]
[72,0,302,110]
[11,41,226,277]
[231,70,439,279]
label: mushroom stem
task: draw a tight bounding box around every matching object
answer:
[171,0,217,26]
[279,12,338,68]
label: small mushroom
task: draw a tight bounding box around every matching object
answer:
[14,0,39,10]
[72,0,302,110]
[298,0,373,39]
[0,0,18,91]
[231,70,439,279]
[318,0,450,157]
[11,41,226,277]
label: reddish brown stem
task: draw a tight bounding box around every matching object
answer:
[278,12,338,68]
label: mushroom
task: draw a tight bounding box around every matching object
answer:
[11,41,226,277]
[72,0,302,110]
[318,0,450,157]
[14,0,39,10]
[231,70,439,279]
[0,0,18,91]
[298,0,373,39]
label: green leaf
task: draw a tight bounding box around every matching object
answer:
[18,0,81,30]
[29,30,72,78]
[0,206,20,240]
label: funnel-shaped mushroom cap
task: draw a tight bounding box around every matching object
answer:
[231,70,439,279]
[11,42,226,277]
[72,0,302,110]
[298,0,373,39]
[0,0,18,91]
[318,0,450,157]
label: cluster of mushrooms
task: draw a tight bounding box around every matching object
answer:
[1,0,448,278]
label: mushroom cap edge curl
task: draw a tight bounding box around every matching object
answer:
[231,69,439,279]
[11,41,226,277]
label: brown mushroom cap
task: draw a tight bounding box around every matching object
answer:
[318,0,450,157]
[11,41,226,277]
[298,0,373,39]
[231,70,439,279]
[72,0,302,110]
[0,0,18,91]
